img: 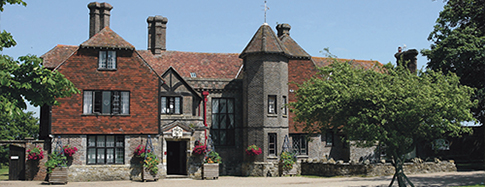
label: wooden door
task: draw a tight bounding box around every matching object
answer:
[166,141,187,175]
[9,145,25,180]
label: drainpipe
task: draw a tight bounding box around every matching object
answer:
[202,91,209,144]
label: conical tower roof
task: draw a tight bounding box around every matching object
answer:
[239,23,290,58]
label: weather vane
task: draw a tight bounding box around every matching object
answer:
[264,1,269,24]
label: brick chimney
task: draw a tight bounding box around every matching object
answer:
[394,48,418,73]
[88,2,113,38]
[276,23,291,37]
[147,15,168,55]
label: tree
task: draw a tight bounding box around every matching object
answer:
[422,0,485,124]
[290,62,475,187]
[0,111,38,164]
[0,0,79,164]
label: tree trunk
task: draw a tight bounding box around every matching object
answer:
[389,156,414,187]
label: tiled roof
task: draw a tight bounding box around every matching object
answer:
[279,34,311,59]
[80,27,135,50]
[312,57,381,69]
[40,44,79,69]
[239,23,290,58]
[138,50,243,79]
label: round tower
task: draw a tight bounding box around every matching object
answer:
[239,23,290,164]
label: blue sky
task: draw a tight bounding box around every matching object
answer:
[1,0,446,116]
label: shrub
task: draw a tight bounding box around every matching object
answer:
[44,152,67,174]
[204,151,222,164]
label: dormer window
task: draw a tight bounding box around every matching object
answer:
[98,51,116,70]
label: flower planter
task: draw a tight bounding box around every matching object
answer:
[279,162,297,176]
[203,163,219,180]
[49,167,68,184]
[142,166,159,182]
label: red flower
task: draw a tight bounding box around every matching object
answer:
[193,144,207,155]
[134,145,146,157]
[63,145,78,157]
[27,146,44,160]
[245,145,262,156]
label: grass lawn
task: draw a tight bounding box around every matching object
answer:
[0,165,8,180]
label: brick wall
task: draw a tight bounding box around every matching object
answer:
[287,59,318,133]
[51,48,159,134]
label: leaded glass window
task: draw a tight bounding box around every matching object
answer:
[211,98,235,146]
[98,51,116,69]
[87,135,124,165]
[83,90,129,115]
[291,134,308,155]
[161,96,182,114]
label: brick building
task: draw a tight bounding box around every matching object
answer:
[39,2,380,181]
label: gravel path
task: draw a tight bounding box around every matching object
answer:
[0,171,483,187]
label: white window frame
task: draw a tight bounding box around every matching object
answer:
[268,95,277,114]
[161,96,182,114]
[83,90,129,115]
[87,135,124,165]
[98,51,116,69]
[268,133,277,156]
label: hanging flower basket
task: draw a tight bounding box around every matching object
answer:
[27,146,44,161]
[62,145,78,157]
[193,144,207,156]
[134,145,148,158]
[136,138,159,182]
[245,144,262,156]
[141,151,159,181]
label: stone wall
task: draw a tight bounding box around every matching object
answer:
[51,134,161,181]
[349,143,378,163]
[301,160,457,177]
[68,165,134,181]
[242,162,279,177]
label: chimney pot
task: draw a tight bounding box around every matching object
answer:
[276,23,291,37]
[394,49,418,73]
[147,15,168,55]
[88,2,113,38]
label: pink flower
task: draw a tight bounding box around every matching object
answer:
[27,146,44,160]
[63,145,78,157]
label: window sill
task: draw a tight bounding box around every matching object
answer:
[82,113,130,117]
[267,114,278,117]
[97,68,117,71]
[267,155,278,159]
[296,155,309,159]
[282,115,288,118]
